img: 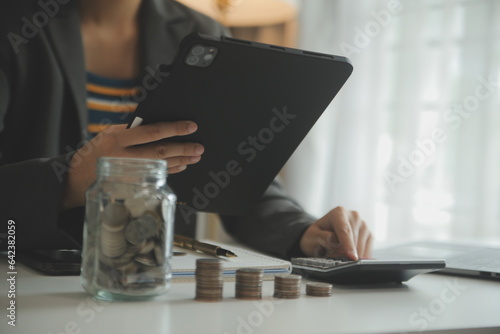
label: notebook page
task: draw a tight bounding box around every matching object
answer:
[171,241,291,281]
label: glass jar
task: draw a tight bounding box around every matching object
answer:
[80,157,176,301]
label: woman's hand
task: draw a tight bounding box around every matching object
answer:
[299,206,373,260]
[63,121,203,209]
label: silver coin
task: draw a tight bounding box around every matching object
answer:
[141,266,169,280]
[306,291,332,297]
[144,197,161,213]
[274,274,302,281]
[101,221,125,233]
[154,244,165,265]
[196,258,223,269]
[135,253,157,267]
[124,214,157,245]
[100,230,126,258]
[110,251,136,266]
[102,202,130,227]
[124,197,146,217]
[139,240,155,254]
[196,279,224,286]
[236,268,264,275]
[115,261,140,275]
[109,183,135,200]
[306,282,332,289]
[273,293,300,299]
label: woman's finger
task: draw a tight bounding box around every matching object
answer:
[126,141,204,160]
[116,121,198,147]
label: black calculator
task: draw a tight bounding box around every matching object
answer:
[291,258,446,284]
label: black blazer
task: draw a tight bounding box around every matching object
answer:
[0,0,313,259]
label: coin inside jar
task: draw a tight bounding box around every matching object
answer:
[102,202,130,226]
[124,198,147,217]
[135,253,157,267]
[124,212,158,245]
[100,229,126,258]
[139,240,155,254]
[154,244,165,265]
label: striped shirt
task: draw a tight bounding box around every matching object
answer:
[86,72,140,136]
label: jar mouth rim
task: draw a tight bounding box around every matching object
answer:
[97,157,168,176]
[98,157,167,165]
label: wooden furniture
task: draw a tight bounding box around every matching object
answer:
[177,0,298,47]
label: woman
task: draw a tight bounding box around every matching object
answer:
[0,0,372,259]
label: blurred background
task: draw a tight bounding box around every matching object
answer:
[179,0,500,248]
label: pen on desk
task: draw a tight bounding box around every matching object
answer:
[173,235,237,258]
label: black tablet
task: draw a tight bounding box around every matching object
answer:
[128,33,353,215]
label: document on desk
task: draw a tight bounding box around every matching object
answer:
[171,241,291,281]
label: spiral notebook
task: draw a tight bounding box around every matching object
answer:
[171,241,291,282]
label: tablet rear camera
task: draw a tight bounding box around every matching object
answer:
[192,46,205,56]
[187,56,200,66]
[186,44,218,68]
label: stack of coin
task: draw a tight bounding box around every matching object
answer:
[100,202,128,259]
[235,268,264,300]
[195,259,224,302]
[273,274,302,299]
[306,282,333,297]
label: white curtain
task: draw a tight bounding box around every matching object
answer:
[282,0,500,247]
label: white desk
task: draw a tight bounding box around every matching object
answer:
[1,257,499,334]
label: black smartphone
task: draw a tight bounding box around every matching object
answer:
[17,249,81,275]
